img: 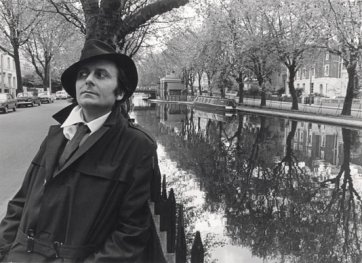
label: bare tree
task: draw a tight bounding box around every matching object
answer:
[315,0,362,115]
[24,13,75,91]
[263,0,316,110]
[0,0,44,93]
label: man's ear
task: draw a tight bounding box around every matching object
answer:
[116,92,124,101]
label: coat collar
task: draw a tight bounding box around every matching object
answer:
[52,103,120,127]
[47,103,128,178]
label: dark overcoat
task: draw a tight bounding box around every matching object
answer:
[0,104,166,262]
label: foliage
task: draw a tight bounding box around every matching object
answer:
[47,0,190,56]
[24,10,77,91]
[313,0,362,115]
[0,0,45,92]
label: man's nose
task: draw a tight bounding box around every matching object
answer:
[85,72,95,85]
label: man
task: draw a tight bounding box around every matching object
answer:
[0,39,166,262]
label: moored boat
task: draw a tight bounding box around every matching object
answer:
[193,96,236,111]
[193,108,236,122]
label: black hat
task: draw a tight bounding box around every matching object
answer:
[61,39,138,101]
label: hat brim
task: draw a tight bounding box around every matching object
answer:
[61,53,138,100]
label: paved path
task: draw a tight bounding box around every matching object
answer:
[0,100,70,218]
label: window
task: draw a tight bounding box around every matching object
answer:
[324,65,329,76]
[311,67,315,77]
[325,52,329,61]
[7,57,10,69]
[299,131,304,141]
[8,75,11,87]
[320,84,323,95]
[321,135,326,147]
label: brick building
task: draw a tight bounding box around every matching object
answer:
[293,51,351,98]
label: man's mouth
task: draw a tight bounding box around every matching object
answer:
[81,90,97,95]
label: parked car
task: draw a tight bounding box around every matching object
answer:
[0,93,17,113]
[17,92,41,107]
[55,90,69,100]
[38,93,54,103]
[50,94,57,101]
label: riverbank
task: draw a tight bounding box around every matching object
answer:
[149,99,362,129]
[237,104,362,129]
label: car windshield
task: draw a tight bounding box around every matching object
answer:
[0,94,6,101]
[17,93,33,97]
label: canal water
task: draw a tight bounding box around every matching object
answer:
[131,95,362,263]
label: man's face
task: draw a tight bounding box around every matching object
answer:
[75,59,121,113]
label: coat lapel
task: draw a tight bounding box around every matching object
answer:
[54,125,110,176]
[44,126,67,180]
[51,103,125,177]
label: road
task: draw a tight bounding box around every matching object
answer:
[0,100,70,217]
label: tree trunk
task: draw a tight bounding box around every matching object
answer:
[43,60,50,91]
[342,62,357,115]
[84,0,189,46]
[13,47,23,94]
[197,72,202,95]
[287,66,298,110]
[284,120,297,162]
[260,83,266,107]
[189,72,194,96]
[257,77,266,107]
[219,69,226,98]
[207,74,212,96]
[236,71,244,103]
[220,85,225,98]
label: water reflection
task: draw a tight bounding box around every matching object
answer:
[131,97,362,263]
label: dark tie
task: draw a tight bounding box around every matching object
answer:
[59,123,89,168]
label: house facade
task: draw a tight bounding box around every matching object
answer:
[159,72,185,100]
[293,51,352,98]
[0,52,17,96]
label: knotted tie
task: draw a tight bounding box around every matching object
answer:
[59,123,89,168]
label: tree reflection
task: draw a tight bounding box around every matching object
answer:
[319,128,362,263]
[146,106,362,263]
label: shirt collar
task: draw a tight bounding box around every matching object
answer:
[61,105,111,134]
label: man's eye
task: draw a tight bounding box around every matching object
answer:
[96,71,108,78]
[77,70,88,79]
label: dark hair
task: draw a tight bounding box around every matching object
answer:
[115,65,131,103]
[114,65,132,119]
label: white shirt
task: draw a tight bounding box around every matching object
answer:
[61,105,111,140]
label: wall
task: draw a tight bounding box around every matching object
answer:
[0,52,17,96]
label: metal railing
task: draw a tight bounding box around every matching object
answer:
[238,97,362,119]
[150,163,204,263]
